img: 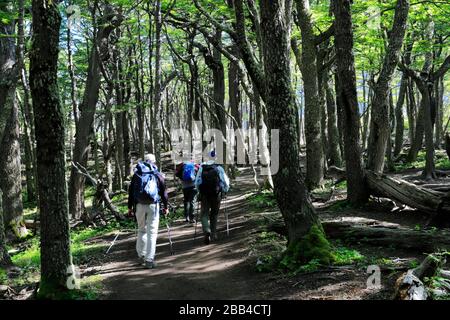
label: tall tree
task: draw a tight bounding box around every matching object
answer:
[333,0,369,204]
[295,0,325,189]
[18,0,37,204]
[393,39,414,157]
[153,0,163,165]
[0,0,25,238]
[324,68,342,167]
[258,0,331,259]
[30,0,72,296]
[68,5,122,219]
[367,0,410,173]
[0,0,16,266]
[401,54,450,179]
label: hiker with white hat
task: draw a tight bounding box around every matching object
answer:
[127,153,168,268]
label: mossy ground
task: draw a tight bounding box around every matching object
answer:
[394,150,450,172]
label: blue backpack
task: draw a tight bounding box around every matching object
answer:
[133,162,160,204]
[182,162,196,182]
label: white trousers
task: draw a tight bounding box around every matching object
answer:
[135,203,160,262]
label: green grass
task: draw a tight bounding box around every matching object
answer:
[5,219,136,299]
[328,200,353,211]
[394,150,450,172]
[248,191,277,209]
[333,247,365,265]
[0,268,7,285]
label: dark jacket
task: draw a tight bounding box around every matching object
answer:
[128,169,168,211]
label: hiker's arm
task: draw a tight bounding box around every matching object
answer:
[219,167,230,192]
[158,174,169,210]
[127,176,135,211]
[194,166,203,191]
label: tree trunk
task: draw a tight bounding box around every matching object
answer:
[419,83,436,180]
[394,75,407,156]
[67,0,79,126]
[324,69,342,167]
[407,103,424,162]
[386,91,396,171]
[153,0,162,166]
[114,112,124,189]
[0,0,17,265]
[68,6,122,219]
[296,0,324,189]
[367,0,410,173]
[229,46,242,129]
[323,221,450,252]
[0,4,25,238]
[406,78,416,144]
[260,0,326,253]
[122,111,131,179]
[333,0,369,205]
[0,100,26,238]
[366,170,450,214]
[30,0,71,295]
[18,0,37,204]
[134,42,145,159]
[0,190,11,266]
[434,76,444,148]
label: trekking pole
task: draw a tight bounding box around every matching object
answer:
[194,196,200,241]
[163,208,175,255]
[106,231,121,254]
[224,193,229,237]
[165,219,174,255]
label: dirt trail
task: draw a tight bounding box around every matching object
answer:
[98,168,265,300]
[92,163,426,300]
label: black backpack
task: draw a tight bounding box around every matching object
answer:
[199,164,222,197]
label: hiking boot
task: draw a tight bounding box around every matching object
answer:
[189,218,196,224]
[144,260,157,269]
[204,232,211,245]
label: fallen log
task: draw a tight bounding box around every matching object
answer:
[72,162,125,224]
[325,167,450,216]
[266,217,450,252]
[416,183,450,192]
[323,221,450,252]
[366,170,450,215]
[394,254,445,300]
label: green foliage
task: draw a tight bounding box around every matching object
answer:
[394,150,450,172]
[248,191,277,209]
[409,259,419,269]
[255,254,277,273]
[279,225,334,272]
[328,200,353,211]
[0,268,7,285]
[37,273,103,300]
[333,247,365,265]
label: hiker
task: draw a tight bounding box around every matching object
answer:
[128,154,169,269]
[175,160,200,223]
[195,150,230,244]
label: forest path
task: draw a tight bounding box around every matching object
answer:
[98,167,265,300]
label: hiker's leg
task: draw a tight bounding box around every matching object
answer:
[183,188,189,221]
[210,195,221,239]
[135,203,147,258]
[200,197,211,234]
[184,187,196,221]
[145,203,160,262]
[189,189,197,221]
